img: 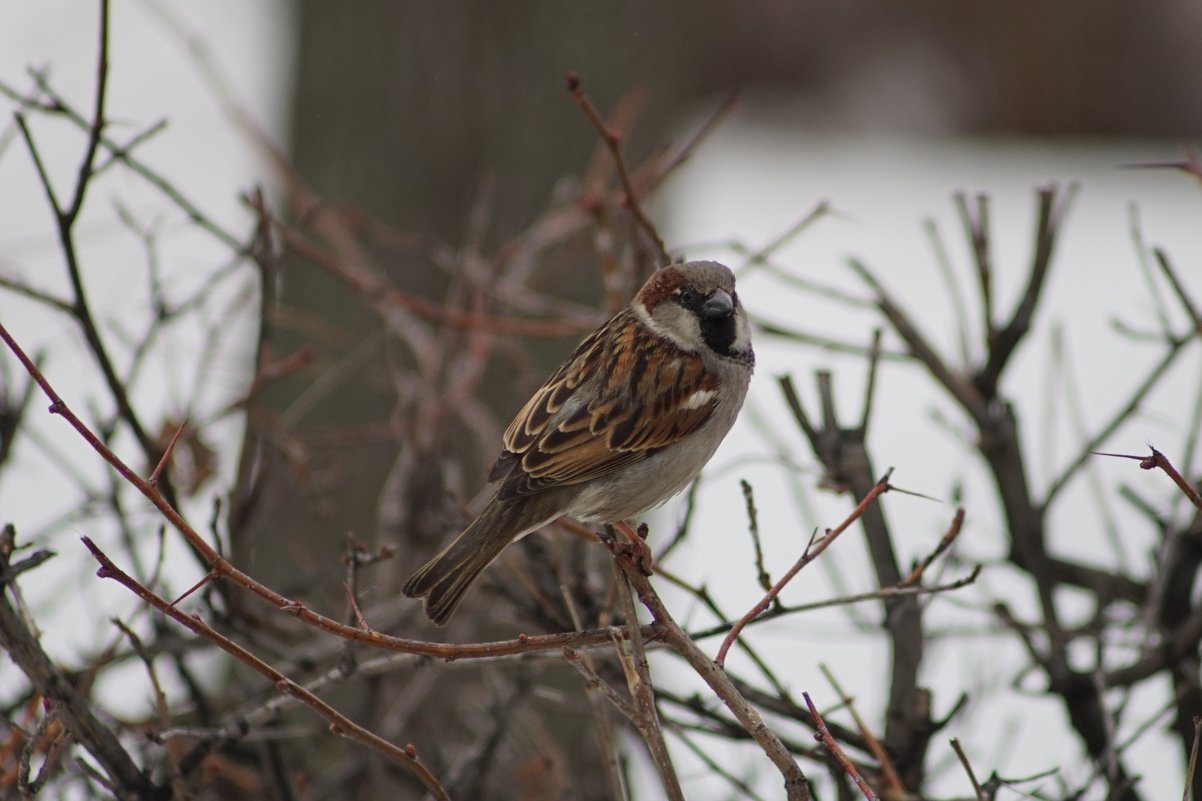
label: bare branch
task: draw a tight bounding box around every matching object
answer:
[567,71,670,267]
[613,550,812,800]
[803,692,879,801]
[0,534,157,799]
[81,536,451,800]
[717,472,893,666]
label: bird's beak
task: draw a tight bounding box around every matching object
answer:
[700,289,734,319]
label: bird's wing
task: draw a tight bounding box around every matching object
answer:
[493,311,719,499]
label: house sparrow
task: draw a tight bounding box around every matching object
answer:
[403,260,754,625]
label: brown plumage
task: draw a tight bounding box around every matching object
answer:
[403,261,754,625]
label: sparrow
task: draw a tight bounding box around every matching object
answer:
[403,260,754,625]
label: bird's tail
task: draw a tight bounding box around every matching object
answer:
[402,500,549,626]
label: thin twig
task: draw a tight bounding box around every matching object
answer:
[900,508,965,587]
[1043,335,1192,508]
[566,71,670,267]
[848,258,990,425]
[662,720,769,801]
[803,692,879,801]
[950,737,986,801]
[978,185,1075,394]
[17,704,69,797]
[686,566,980,642]
[737,201,832,274]
[63,0,111,225]
[1094,448,1202,511]
[7,71,244,253]
[1185,717,1202,801]
[954,192,994,346]
[562,646,637,721]
[613,565,684,801]
[1153,248,1202,331]
[148,418,188,486]
[924,217,973,366]
[819,664,904,797]
[81,537,451,800]
[14,94,177,525]
[111,618,189,799]
[859,329,883,436]
[616,554,811,800]
[0,277,75,313]
[0,541,156,798]
[741,479,772,591]
[717,472,893,666]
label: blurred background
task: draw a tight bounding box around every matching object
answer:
[2,2,1201,799]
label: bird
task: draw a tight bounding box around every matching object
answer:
[403,260,754,625]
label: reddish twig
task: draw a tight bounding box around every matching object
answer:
[148,418,188,486]
[344,583,372,633]
[236,344,315,407]
[900,507,966,587]
[271,215,594,338]
[716,471,894,666]
[1122,144,1202,187]
[819,665,904,798]
[0,320,669,662]
[566,71,670,267]
[1094,448,1202,511]
[803,692,879,801]
[81,537,450,800]
[167,568,217,609]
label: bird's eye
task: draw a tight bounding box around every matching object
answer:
[677,288,698,305]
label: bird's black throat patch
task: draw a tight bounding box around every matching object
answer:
[699,315,738,357]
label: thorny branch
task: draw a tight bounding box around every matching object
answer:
[1,530,158,799]
[846,182,1202,801]
[1095,447,1202,511]
[80,537,451,800]
[717,472,894,667]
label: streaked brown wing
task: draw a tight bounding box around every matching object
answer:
[493,312,719,500]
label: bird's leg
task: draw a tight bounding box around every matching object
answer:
[607,520,654,576]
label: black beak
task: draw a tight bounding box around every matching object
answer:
[700,289,734,319]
